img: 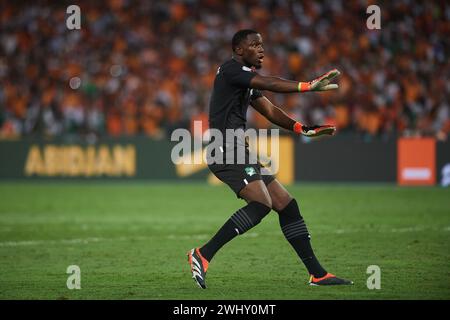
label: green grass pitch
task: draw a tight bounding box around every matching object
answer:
[0,182,449,300]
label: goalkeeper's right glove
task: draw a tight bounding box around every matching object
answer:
[293,122,336,137]
[297,69,341,92]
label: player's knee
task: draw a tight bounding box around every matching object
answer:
[245,193,272,208]
[266,179,293,211]
[240,180,272,208]
[272,195,293,212]
[260,196,272,209]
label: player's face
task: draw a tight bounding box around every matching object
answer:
[241,33,264,69]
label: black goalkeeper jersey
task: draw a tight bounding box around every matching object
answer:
[208,58,262,133]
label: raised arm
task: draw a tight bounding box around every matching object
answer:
[249,69,341,93]
[251,96,336,137]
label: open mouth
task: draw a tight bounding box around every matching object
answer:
[258,56,264,63]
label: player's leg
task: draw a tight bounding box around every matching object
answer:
[188,163,272,288]
[266,179,327,277]
[266,179,353,285]
[199,180,271,262]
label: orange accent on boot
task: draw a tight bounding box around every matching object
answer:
[195,248,209,272]
[311,273,336,283]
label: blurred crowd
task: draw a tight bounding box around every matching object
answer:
[0,0,449,141]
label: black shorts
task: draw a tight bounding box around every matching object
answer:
[208,161,275,198]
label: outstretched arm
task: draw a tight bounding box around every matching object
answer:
[251,96,336,137]
[249,69,340,93]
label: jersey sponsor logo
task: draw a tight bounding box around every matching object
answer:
[245,167,256,176]
[242,66,252,72]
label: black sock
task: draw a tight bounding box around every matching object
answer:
[200,201,271,262]
[277,199,327,278]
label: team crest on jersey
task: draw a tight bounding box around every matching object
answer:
[245,167,256,176]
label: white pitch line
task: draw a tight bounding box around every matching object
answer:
[0,236,154,247]
[0,227,449,247]
[0,237,104,247]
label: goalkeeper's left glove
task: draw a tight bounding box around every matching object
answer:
[293,122,336,137]
[297,69,341,92]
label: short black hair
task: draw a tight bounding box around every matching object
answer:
[231,29,258,52]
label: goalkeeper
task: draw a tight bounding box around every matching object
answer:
[187,29,353,288]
